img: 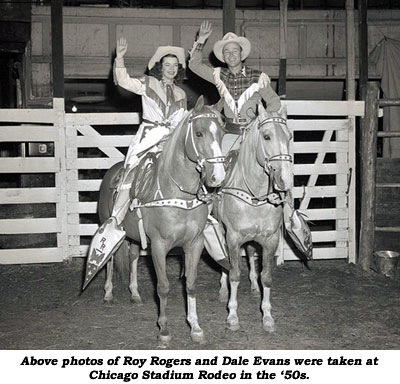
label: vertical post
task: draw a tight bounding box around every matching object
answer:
[279,0,288,99]
[223,0,236,35]
[344,0,356,263]
[51,0,64,102]
[358,0,368,101]
[346,0,356,101]
[359,82,379,271]
[276,0,288,265]
[54,98,69,261]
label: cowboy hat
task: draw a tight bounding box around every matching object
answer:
[213,32,251,63]
[148,46,186,70]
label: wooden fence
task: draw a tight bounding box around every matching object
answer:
[0,99,364,265]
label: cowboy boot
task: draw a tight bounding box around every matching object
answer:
[83,216,126,290]
[203,215,231,270]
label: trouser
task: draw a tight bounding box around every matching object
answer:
[203,215,230,269]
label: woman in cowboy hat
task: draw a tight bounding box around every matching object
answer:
[189,21,281,154]
[87,37,189,266]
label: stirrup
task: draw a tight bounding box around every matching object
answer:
[82,217,126,290]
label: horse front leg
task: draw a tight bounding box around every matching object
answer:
[104,256,114,304]
[260,233,279,333]
[151,241,170,343]
[226,237,241,331]
[129,243,142,304]
[183,237,205,343]
[246,244,261,297]
[219,270,229,302]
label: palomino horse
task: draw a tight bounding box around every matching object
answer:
[216,104,292,332]
[98,97,225,343]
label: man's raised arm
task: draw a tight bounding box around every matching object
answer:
[188,20,216,85]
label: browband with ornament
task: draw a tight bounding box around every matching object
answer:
[260,117,287,125]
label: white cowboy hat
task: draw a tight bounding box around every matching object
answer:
[148,46,186,70]
[213,32,251,63]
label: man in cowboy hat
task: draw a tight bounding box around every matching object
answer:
[189,20,281,154]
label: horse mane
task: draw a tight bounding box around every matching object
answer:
[224,117,259,187]
[160,110,190,171]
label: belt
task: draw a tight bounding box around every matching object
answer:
[226,117,249,125]
[224,117,250,135]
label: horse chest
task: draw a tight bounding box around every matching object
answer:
[144,207,207,241]
[222,197,282,230]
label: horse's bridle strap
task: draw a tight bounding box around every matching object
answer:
[189,113,220,121]
[260,117,287,126]
[200,156,225,165]
[268,154,292,162]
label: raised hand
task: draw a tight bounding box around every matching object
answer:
[116,37,128,59]
[198,20,212,44]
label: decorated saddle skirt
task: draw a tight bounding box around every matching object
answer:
[283,200,313,260]
[109,152,159,204]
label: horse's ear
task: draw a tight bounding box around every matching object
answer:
[278,104,287,119]
[257,102,266,115]
[194,95,205,113]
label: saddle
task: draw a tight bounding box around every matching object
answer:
[109,152,159,203]
[130,152,158,203]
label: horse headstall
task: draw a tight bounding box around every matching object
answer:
[185,112,226,170]
[258,116,287,128]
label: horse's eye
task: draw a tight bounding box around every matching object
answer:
[196,132,203,138]
[264,135,270,140]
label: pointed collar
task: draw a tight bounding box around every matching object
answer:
[228,65,247,77]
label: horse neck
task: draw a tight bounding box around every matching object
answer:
[228,123,270,194]
[157,115,200,198]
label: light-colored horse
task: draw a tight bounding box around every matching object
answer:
[216,104,292,332]
[98,97,225,343]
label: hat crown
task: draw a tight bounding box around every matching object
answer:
[223,32,240,41]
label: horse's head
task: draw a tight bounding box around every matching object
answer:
[185,96,226,187]
[255,103,293,191]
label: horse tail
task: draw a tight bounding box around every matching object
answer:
[98,161,130,284]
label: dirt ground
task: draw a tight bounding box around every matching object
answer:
[0,254,399,350]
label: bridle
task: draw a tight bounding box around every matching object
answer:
[257,116,292,174]
[185,113,226,171]
[239,115,292,204]
[168,111,226,202]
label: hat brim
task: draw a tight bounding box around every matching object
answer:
[213,36,251,63]
[148,46,186,70]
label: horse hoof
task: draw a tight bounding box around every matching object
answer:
[130,296,143,305]
[158,333,171,344]
[191,330,205,344]
[103,297,113,306]
[263,321,275,333]
[226,322,240,332]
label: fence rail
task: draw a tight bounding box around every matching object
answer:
[0,99,363,265]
